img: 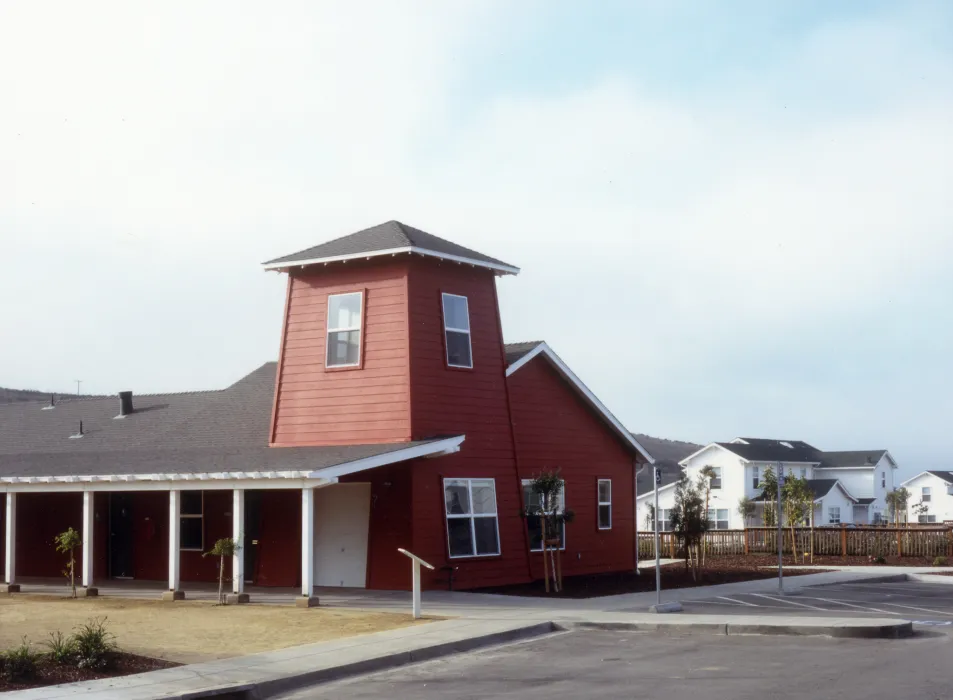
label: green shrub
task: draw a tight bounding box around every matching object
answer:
[933,556,948,567]
[2,639,41,682]
[873,555,887,565]
[43,630,77,664]
[71,618,117,670]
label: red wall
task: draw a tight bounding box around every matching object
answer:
[406,258,530,590]
[271,259,413,446]
[255,489,300,587]
[16,493,83,578]
[180,491,232,582]
[508,356,639,579]
[130,492,168,581]
[0,497,5,578]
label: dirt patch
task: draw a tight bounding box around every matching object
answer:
[802,555,950,567]
[0,652,176,693]
[476,557,829,598]
[0,595,429,664]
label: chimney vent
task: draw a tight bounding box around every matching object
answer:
[117,391,134,418]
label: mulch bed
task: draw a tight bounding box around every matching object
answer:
[0,653,177,693]
[802,555,950,567]
[475,556,829,599]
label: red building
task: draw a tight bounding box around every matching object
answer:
[0,221,654,600]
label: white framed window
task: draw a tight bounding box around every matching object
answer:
[659,509,673,532]
[180,491,204,551]
[828,506,841,525]
[922,486,932,502]
[326,292,363,368]
[709,467,722,490]
[919,514,938,524]
[522,479,566,551]
[444,479,500,558]
[881,472,886,489]
[752,466,760,490]
[441,293,473,368]
[707,508,730,530]
[597,479,612,530]
[800,467,808,479]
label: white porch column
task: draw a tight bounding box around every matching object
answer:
[163,490,184,600]
[230,489,248,602]
[80,491,98,596]
[297,487,318,606]
[2,492,17,593]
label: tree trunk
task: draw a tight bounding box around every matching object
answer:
[218,554,226,605]
[70,550,76,598]
[810,506,815,564]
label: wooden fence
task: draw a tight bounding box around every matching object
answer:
[637,527,953,559]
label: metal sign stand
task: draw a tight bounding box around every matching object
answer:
[398,548,436,619]
[777,461,784,594]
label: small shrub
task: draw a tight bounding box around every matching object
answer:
[933,556,948,567]
[43,630,77,664]
[872,555,887,565]
[71,618,118,670]
[1,639,41,683]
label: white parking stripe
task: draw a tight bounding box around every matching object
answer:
[716,596,758,607]
[796,596,898,615]
[749,593,827,610]
[881,602,953,617]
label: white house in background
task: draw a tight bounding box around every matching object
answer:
[636,437,899,531]
[900,471,953,524]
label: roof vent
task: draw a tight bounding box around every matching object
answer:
[69,420,84,439]
[42,394,56,411]
[779,441,793,449]
[116,391,134,419]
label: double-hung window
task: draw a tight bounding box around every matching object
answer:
[800,467,808,479]
[707,508,730,530]
[326,292,363,368]
[442,293,473,368]
[752,466,760,490]
[597,479,612,529]
[659,509,673,532]
[919,514,937,524]
[922,486,932,503]
[522,479,566,551]
[709,467,722,490]
[180,491,203,551]
[444,479,500,558]
[881,472,886,489]
[828,506,841,525]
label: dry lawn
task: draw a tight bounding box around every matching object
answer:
[0,595,430,664]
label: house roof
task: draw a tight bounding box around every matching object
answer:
[753,478,857,504]
[503,341,653,463]
[817,450,888,468]
[715,439,822,464]
[633,435,700,496]
[856,498,876,505]
[0,363,463,484]
[928,471,953,484]
[262,220,519,275]
[504,341,544,367]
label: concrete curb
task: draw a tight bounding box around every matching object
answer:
[907,573,953,585]
[570,619,913,640]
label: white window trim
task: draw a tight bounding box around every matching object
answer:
[522,479,567,551]
[180,491,204,552]
[710,466,722,490]
[444,478,501,559]
[441,293,473,369]
[707,508,730,530]
[922,486,932,502]
[597,479,612,530]
[325,291,364,368]
[752,466,760,490]
[828,506,841,525]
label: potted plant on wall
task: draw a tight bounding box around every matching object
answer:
[523,470,575,593]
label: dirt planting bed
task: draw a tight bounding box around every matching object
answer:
[476,557,829,598]
[0,653,176,693]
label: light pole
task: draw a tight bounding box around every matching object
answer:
[777,460,784,594]
[654,466,662,606]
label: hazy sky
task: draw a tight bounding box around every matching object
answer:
[3,1,952,478]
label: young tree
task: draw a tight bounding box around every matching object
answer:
[759,466,779,533]
[782,477,812,561]
[644,503,656,533]
[698,466,717,567]
[54,527,83,598]
[203,537,241,605]
[524,471,575,593]
[886,488,910,526]
[737,496,756,529]
[912,500,929,525]
[669,474,709,581]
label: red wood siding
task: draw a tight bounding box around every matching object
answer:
[271,259,412,446]
[256,489,300,587]
[16,493,83,578]
[181,490,231,582]
[131,492,168,581]
[507,357,637,579]
[406,259,529,589]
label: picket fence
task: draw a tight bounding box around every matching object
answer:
[637,527,953,559]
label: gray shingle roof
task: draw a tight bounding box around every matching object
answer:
[503,341,544,367]
[927,471,953,485]
[263,220,518,274]
[818,450,887,468]
[633,435,702,495]
[717,439,822,463]
[0,363,452,478]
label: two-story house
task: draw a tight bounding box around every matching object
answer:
[0,221,655,601]
[900,471,953,524]
[636,437,898,530]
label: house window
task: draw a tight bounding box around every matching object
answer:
[326,292,363,367]
[881,472,886,489]
[828,506,841,525]
[919,514,938,524]
[752,466,760,490]
[659,509,673,532]
[180,491,203,551]
[707,508,730,530]
[922,486,932,503]
[709,467,722,490]
[523,479,566,551]
[442,293,472,368]
[597,479,612,530]
[800,467,807,479]
[444,479,500,558]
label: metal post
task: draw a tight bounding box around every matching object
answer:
[777,461,784,594]
[654,467,661,606]
[411,560,422,619]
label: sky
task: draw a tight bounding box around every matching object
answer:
[3,1,952,479]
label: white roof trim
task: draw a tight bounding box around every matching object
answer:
[0,436,465,493]
[505,342,654,464]
[636,481,678,500]
[262,246,520,276]
[824,480,859,503]
[678,443,746,466]
[901,470,953,487]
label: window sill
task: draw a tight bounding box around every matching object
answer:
[445,364,475,373]
[448,552,501,560]
[324,363,364,373]
[180,548,203,553]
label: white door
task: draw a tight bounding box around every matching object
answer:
[313,483,370,588]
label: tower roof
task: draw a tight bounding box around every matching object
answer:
[263,220,519,275]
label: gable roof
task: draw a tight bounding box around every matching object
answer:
[262,220,520,275]
[715,439,823,464]
[504,341,544,367]
[633,434,700,496]
[901,470,953,487]
[503,341,653,463]
[753,478,857,503]
[0,363,463,484]
[817,450,889,468]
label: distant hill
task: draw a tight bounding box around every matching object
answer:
[0,388,91,404]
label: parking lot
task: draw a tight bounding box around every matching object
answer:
[674,580,953,626]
